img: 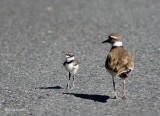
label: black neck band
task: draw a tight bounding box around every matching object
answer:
[111,46,123,49]
[66,60,74,64]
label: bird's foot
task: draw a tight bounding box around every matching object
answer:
[70,86,74,90]
[65,84,73,90]
[112,96,119,99]
[121,95,127,99]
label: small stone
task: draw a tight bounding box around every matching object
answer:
[47,30,53,34]
[46,6,53,11]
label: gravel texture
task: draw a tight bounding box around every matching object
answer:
[0,0,160,115]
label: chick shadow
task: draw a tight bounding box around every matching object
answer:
[36,85,63,90]
[63,93,110,103]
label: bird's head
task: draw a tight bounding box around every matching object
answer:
[65,52,75,61]
[102,33,123,47]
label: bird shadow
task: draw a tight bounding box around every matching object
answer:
[63,93,110,103]
[36,85,63,90]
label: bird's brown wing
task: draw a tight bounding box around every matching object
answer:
[118,50,134,75]
[72,60,79,66]
[106,52,120,73]
[106,48,134,75]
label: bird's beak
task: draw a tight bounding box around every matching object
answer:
[102,39,110,43]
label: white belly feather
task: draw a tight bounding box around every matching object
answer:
[65,63,79,74]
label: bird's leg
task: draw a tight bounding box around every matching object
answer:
[112,76,118,99]
[122,79,127,99]
[71,75,75,89]
[66,72,71,89]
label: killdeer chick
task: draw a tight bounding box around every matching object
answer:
[102,33,134,99]
[63,52,79,89]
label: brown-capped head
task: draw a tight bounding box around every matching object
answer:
[102,33,122,44]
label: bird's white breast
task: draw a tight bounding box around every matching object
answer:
[65,63,74,71]
[65,63,79,74]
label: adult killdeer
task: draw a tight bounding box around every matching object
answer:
[102,33,134,99]
[63,52,79,89]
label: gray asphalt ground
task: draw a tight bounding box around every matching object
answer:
[0,0,160,115]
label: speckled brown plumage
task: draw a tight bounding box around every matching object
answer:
[106,47,134,78]
[102,33,134,99]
